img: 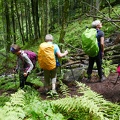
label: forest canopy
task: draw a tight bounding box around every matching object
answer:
[0,0,120,73]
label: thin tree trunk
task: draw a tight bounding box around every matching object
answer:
[31,0,39,40]
[58,0,60,25]
[27,1,33,40]
[4,0,11,53]
[20,3,24,39]
[46,0,49,34]
[36,0,40,38]
[58,0,69,74]
[41,0,45,42]
[14,0,25,45]
[59,0,69,45]
[24,1,28,42]
[1,0,6,49]
[11,0,16,43]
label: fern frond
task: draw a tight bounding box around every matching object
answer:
[59,80,71,97]
[0,89,26,120]
[51,82,120,120]
[76,81,120,120]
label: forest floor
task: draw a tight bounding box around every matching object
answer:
[39,72,120,103]
[81,72,120,103]
[0,72,120,104]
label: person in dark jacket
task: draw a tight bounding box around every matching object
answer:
[87,20,105,82]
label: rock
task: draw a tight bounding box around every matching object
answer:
[63,67,86,82]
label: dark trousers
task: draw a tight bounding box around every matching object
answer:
[19,73,28,89]
[19,72,34,89]
[87,53,102,79]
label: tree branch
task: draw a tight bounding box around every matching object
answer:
[81,1,120,29]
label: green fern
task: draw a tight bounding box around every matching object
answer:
[0,82,120,120]
[51,82,120,120]
[0,93,10,106]
[59,80,71,97]
[0,89,25,120]
[24,96,65,120]
[76,82,120,120]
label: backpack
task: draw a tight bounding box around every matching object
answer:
[38,42,56,70]
[81,28,99,57]
[24,50,37,68]
[117,64,120,75]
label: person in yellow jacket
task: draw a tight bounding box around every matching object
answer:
[38,34,68,94]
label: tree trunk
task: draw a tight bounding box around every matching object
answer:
[27,1,34,40]
[11,0,16,43]
[31,0,40,40]
[24,1,28,42]
[58,0,69,74]
[45,0,49,34]
[59,0,69,47]
[36,0,40,38]
[4,0,11,53]
[14,0,25,45]
[40,0,45,42]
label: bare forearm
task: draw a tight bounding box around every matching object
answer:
[57,50,68,58]
[101,37,104,52]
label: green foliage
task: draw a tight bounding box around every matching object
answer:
[99,5,120,37]
[103,53,116,77]
[1,3,120,120]
[46,90,59,99]
[25,99,65,120]
[0,54,15,75]
[24,88,65,120]
[28,75,43,87]
[52,82,120,120]
[0,74,19,90]
[59,80,70,97]
[0,93,10,106]
[0,89,26,120]
[76,82,120,120]
[0,82,120,120]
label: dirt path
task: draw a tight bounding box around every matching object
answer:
[39,72,120,103]
[81,72,120,103]
[0,73,120,103]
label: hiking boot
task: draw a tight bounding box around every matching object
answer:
[47,90,58,97]
[86,78,91,83]
[39,87,49,95]
[86,75,91,82]
[52,89,58,95]
[98,76,106,82]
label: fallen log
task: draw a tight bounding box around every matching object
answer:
[107,55,120,59]
[105,43,120,52]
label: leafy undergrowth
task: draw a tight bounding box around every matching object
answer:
[0,81,120,120]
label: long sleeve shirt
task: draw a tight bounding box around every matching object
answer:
[16,50,34,73]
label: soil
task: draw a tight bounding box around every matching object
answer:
[82,72,120,103]
[39,72,120,103]
[0,72,120,104]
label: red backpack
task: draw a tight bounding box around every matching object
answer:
[117,65,120,75]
